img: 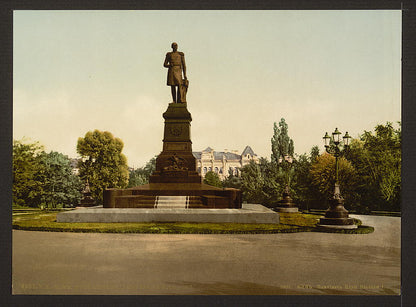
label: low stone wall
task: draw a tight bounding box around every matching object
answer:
[56,204,279,224]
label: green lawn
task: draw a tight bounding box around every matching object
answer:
[12,209,374,234]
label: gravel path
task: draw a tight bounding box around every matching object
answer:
[12,215,400,295]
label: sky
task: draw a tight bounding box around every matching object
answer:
[13,10,401,168]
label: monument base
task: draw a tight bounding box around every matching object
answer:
[57,204,279,224]
[104,183,242,209]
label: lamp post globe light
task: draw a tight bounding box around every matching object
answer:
[275,155,298,213]
[318,128,357,229]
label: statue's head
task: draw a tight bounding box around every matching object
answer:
[171,42,178,51]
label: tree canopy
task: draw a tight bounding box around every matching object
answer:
[271,118,294,164]
[77,130,129,204]
[345,122,401,212]
[203,171,223,188]
[128,156,157,187]
[35,151,83,208]
[13,139,44,207]
[310,153,358,205]
[13,139,82,208]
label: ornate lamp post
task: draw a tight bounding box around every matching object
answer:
[275,155,298,213]
[318,128,357,229]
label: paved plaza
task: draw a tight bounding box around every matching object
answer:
[12,215,400,295]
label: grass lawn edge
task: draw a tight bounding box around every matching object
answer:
[12,211,374,234]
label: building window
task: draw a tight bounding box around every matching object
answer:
[214,167,219,173]
[209,167,212,172]
[203,167,207,174]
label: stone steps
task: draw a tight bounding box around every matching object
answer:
[155,196,203,208]
[113,195,205,209]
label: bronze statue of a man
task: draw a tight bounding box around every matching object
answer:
[164,42,187,103]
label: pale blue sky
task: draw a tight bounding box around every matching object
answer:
[13,10,401,167]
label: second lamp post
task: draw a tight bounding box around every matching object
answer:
[318,128,357,229]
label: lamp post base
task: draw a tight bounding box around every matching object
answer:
[274,185,298,213]
[317,222,357,229]
[318,184,357,229]
[318,217,357,229]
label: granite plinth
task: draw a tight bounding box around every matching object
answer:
[56,204,279,224]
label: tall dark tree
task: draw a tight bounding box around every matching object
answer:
[13,139,83,208]
[12,139,44,207]
[271,118,294,164]
[239,158,281,206]
[222,168,242,189]
[35,151,83,208]
[203,171,223,188]
[77,130,129,204]
[310,145,320,163]
[345,122,401,212]
[128,156,157,187]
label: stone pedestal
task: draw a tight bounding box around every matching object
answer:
[274,186,298,213]
[149,103,201,184]
[78,181,96,207]
[103,102,242,209]
[318,185,357,229]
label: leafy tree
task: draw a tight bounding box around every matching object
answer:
[271,118,294,165]
[240,158,281,206]
[35,151,83,208]
[203,171,223,188]
[310,145,320,163]
[77,130,129,204]
[13,139,83,208]
[128,156,157,187]
[345,122,401,212]
[309,153,358,208]
[240,160,265,203]
[12,139,44,207]
[222,168,242,189]
[278,145,320,211]
[128,171,148,187]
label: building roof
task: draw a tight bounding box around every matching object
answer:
[215,152,240,160]
[202,147,214,152]
[193,146,256,161]
[241,145,256,157]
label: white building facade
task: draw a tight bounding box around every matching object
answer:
[193,146,259,180]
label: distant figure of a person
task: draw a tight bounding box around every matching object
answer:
[164,42,187,103]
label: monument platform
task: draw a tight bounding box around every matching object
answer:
[56,204,279,224]
[104,183,241,209]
